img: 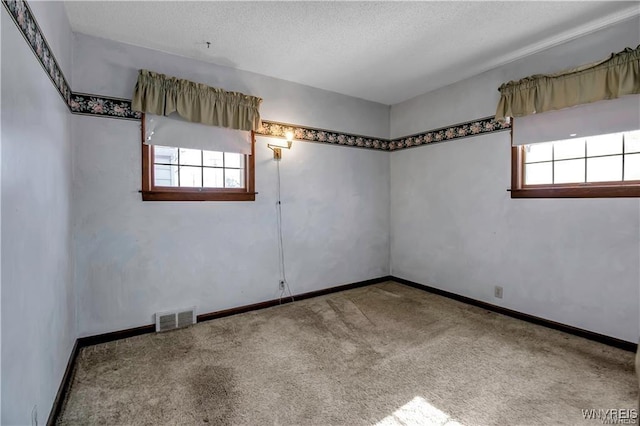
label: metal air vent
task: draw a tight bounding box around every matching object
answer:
[155,307,196,332]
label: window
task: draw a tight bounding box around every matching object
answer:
[511,130,640,198]
[142,127,255,201]
[153,147,246,188]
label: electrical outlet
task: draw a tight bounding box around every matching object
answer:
[279,281,285,291]
[31,405,38,426]
[494,286,503,299]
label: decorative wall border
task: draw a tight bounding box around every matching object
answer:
[257,121,390,150]
[3,0,71,105]
[3,0,510,151]
[389,117,510,150]
[69,93,142,120]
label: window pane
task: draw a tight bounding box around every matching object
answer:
[587,133,623,157]
[203,168,224,188]
[524,143,552,163]
[625,131,640,153]
[154,164,178,187]
[203,150,224,167]
[624,153,640,181]
[553,139,585,160]
[224,152,243,169]
[225,169,244,188]
[525,162,552,185]
[154,146,178,165]
[179,166,202,187]
[554,159,585,184]
[179,148,202,166]
[586,155,622,182]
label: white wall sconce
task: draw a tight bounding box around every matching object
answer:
[268,130,294,160]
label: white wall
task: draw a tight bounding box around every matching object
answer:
[72,34,390,139]
[390,17,640,343]
[1,2,76,423]
[73,117,389,336]
[71,35,390,337]
[390,17,640,139]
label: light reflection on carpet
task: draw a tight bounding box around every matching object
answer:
[376,396,465,426]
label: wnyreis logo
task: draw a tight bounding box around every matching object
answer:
[582,409,638,424]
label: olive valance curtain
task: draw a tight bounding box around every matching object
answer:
[132,69,263,132]
[496,45,640,120]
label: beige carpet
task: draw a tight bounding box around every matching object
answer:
[58,282,636,425]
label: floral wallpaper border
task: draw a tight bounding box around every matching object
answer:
[257,116,511,151]
[69,93,142,120]
[257,121,390,151]
[389,117,510,150]
[3,0,71,105]
[3,0,510,150]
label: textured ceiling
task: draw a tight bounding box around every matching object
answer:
[64,1,639,105]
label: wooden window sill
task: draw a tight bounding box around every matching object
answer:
[510,185,640,198]
[141,190,257,202]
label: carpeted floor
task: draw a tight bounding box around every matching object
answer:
[58,282,636,425]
